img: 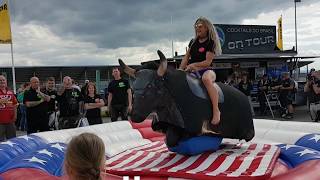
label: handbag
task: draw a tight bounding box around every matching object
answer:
[48,111,59,130]
[77,108,89,127]
[77,116,90,127]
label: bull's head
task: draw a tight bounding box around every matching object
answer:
[119,50,168,123]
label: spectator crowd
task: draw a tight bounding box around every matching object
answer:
[224,71,298,119]
[0,67,132,142]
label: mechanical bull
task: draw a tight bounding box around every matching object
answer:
[119,50,254,147]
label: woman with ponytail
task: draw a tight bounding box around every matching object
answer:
[64,133,105,180]
[179,16,222,125]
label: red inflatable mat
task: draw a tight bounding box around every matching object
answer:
[105,141,280,180]
[130,119,153,129]
[0,168,123,180]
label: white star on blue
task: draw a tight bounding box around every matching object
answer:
[295,149,317,157]
[24,156,47,165]
[51,143,65,152]
[1,141,16,147]
[17,135,33,141]
[309,135,320,143]
[280,144,297,151]
[37,149,54,157]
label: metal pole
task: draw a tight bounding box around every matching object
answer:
[60,71,63,84]
[294,0,301,81]
[95,70,101,92]
[7,0,16,94]
[10,42,16,94]
[295,58,299,80]
[294,1,298,52]
[171,16,174,58]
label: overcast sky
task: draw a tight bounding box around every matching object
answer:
[0,0,319,68]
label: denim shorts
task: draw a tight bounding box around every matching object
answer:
[191,68,214,79]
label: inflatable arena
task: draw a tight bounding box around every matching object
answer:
[0,118,319,180]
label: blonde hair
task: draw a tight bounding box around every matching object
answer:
[193,16,222,56]
[65,133,105,180]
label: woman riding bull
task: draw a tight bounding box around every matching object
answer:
[179,17,222,125]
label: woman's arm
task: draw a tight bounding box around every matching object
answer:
[84,103,93,110]
[84,98,105,110]
[179,49,191,70]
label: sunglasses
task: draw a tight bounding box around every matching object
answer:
[195,23,204,29]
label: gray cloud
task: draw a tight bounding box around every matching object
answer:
[0,0,318,67]
[9,0,315,49]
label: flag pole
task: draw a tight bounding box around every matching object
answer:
[7,0,16,94]
[10,42,16,94]
[171,15,174,58]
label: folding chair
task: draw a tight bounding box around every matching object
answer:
[263,91,275,119]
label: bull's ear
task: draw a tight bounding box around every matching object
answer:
[157,50,167,77]
[118,59,136,77]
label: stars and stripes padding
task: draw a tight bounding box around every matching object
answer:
[105,141,280,180]
[295,134,320,151]
[277,144,320,168]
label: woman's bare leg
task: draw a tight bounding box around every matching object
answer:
[202,71,220,125]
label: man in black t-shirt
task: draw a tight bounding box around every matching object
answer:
[257,74,269,115]
[304,70,320,121]
[278,72,295,119]
[42,77,58,129]
[24,77,51,134]
[306,68,316,81]
[56,76,83,129]
[238,74,252,96]
[270,76,281,89]
[81,79,89,97]
[107,67,132,122]
[238,74,255,116]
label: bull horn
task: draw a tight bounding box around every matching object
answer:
[118,59,136,77]
[157,50,167,77]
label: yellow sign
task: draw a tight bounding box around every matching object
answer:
[277,15,283,50]
[0,0,12,44]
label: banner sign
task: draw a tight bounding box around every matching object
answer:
[215,24,276,54]
[240,62,260,68]
[267,61,286,68]
[213,63,232,69]
[277,16,283,50]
